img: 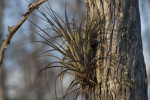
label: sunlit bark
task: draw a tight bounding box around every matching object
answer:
[83,0,148,99]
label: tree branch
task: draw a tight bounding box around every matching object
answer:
[0,0,47,67]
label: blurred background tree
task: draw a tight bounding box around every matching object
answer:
[0,0,4,100]
[1,0,85,100]
[0,0,150,100]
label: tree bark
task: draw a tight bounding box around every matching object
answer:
[83,0,148,100]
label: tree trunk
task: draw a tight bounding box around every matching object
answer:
[0,0,4,100]
[83,0,148,100]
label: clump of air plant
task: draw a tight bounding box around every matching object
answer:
[33,4,100,100]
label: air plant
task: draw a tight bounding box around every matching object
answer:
[32,4,101,100]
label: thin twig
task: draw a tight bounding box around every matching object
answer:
[0,0,47,67]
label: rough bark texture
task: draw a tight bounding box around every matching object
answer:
[83,0,148,100]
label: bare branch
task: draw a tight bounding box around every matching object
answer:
[0,0,47,67]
